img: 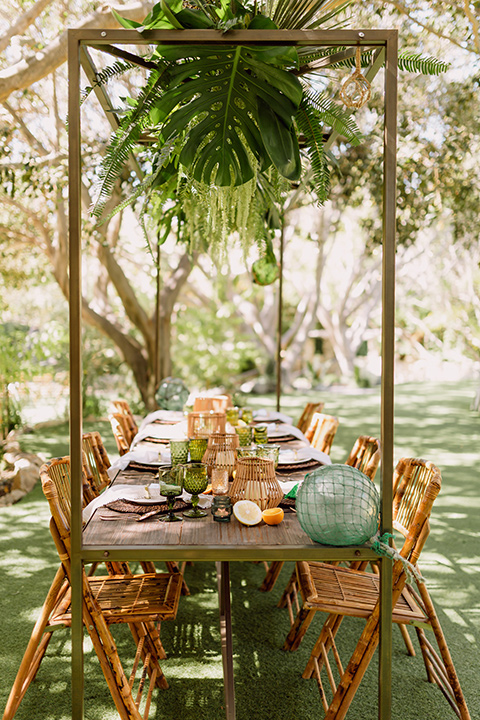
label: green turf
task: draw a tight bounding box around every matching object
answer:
[1,381,479,719]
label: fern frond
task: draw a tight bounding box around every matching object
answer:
[95,141,175,227]
[295,97,330,205]
[92,65,171,218]
[398,52,450,75]
[327,49,449,76]
[81,60,137,106]
[303,89,363,146]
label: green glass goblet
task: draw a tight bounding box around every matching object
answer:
[158,467,184,522]
[183,463,209,519]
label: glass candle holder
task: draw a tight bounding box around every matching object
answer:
[226,406,239,426]
[235,425,253,447]
[253,425,268,444]
[189,437,208,462]
[211,495,233,522]
[241,407,253,424]
[170,439,189,465]
[256,444,280,469]
[211,466,229,495]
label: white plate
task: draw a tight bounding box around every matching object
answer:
[278,449,311,465]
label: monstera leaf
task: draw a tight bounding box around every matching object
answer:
[150,43,303,186]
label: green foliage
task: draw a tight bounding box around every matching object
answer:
[89,0,449,262]
[172,302,265,388]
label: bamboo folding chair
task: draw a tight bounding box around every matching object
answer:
[259,436,381,594]
[112,399,139,438]
[305,412,339,453]
[82,430,111,494]
[2,459,183,720]
[81,434,190,594]
[281,458,470,720]
[296,402,325,435]
[109,412,131,455]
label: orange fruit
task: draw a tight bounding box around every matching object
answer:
[262,507,284,525]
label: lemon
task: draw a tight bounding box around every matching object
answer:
[233,500,262,526]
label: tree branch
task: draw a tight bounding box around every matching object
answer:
[0,1,155,103]
[0,0,55,54]
[381,0,473,53]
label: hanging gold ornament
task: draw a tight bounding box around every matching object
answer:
[339,46,371,109]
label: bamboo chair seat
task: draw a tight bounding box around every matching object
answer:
[296,402,325,434]
[281,458,470,720]
[295,561,426,623]
[259,436,380,594]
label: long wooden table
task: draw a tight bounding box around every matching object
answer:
[82,457,378,720]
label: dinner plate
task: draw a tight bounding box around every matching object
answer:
[278,449,312,464]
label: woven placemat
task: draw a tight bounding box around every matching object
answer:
[152,419,180,425]
[141,436,170,445]
[279,497,296,512]
[268,434,296,443]
[276,459,322,474]
[105,498,191,516]
[127,461,160,473]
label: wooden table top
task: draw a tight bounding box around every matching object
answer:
[82,462,375,564]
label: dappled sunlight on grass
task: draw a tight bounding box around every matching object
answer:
[1,381,479,719]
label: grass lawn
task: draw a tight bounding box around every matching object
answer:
[1,381,479,720]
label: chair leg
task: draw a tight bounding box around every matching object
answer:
[277,568,297,609]
[282,607,316,651]
[398,623,416,656]
[259,561,284,592]
[164,561,190,596]
[414,583,471,720]
[2,566,68,720]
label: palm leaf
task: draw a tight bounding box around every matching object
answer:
[295,97,330,203]
[271,0,350,29]
[155,43,303,186]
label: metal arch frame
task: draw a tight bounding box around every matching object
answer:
[68,27,397,720]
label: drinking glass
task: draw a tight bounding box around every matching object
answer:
[256,444,280,469]
[241,407,253,424]
[226,407,239,426]
[189,437,208,461]
[158,467,184,522]
[170,439,189,465]
[235,425,253,446]
[183,463,209,518]
[253,425,268,444]
[237,446,257,458]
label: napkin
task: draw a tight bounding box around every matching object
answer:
[138,410,185,432]
[107,450,160,480]
[266,423,308,443]
[253,409,293,424]
[278,445,332,466]
[130,419,188,448]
